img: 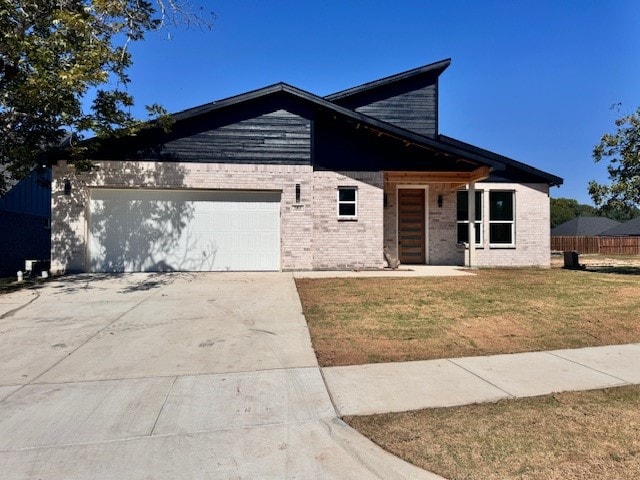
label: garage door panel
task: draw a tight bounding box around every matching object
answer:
[88,189,281,272]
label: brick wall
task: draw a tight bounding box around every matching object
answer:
[472,182,550,267]
[312,171,384,269]
[51,162,385,273]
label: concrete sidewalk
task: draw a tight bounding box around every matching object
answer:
[323,343,640,416]
[293,265,474,278]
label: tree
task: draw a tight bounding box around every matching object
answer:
[550,197,596,228]
[588,106,640,221]
[0,0,213,193]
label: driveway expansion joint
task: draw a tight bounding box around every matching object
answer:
[149,376,179,436]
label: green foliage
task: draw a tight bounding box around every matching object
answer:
[550,196,638,227]
[550,198,597,228]
[589,106,640,218]
[0,0,213,193]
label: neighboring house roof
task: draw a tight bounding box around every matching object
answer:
[551,216,621,236]
[74,60,563,186]
[599,216,640,236]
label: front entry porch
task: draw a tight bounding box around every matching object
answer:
[383,168,490,267]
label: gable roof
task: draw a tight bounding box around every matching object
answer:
[599,216,640,236]
[154,83,561,184]
[78,61,562,186]
[551,216,621,236]
[324,58,451,103]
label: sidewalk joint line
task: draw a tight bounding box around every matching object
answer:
[446,358,516,399]
[546,351,631,385]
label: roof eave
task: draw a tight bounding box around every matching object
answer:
[438,135,564,187]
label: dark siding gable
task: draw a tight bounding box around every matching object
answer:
[94,93,313,165]
[333,76,438,137]
[162,109,311,164]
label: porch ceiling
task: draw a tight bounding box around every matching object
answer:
[385,166,490,187]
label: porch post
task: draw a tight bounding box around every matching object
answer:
[467,181,477,268]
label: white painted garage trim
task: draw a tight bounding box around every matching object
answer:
[87,188,281,272]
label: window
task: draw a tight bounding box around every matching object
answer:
[457,190,482,245]
[337,187,357,219]
[489,191,514,245]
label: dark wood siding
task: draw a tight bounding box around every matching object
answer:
[333,76,439,137]
[94,94,313,165]
[162,109,311,164]
[355,83,437,137]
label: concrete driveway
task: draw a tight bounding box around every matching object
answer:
[0,273,437,479]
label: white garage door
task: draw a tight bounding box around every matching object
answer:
[88,189,281,272]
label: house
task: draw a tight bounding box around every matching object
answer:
[600,216,640,236]
[50,58,562,274]
[551,216,621,237]
[0,167,52,277]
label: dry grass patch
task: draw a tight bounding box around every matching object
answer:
[345,386,640,480]
[295,269,640,366]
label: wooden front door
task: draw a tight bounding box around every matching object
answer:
[398,188,426,264]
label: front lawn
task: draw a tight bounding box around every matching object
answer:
[295,268,640,366]
[346,386,640,480]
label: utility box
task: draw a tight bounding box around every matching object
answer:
[563,251,581,270]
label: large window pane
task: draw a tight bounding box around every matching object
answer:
[458,223,482,244]
[489,191,513,221]
[490,223,513,244]
[339,188,356,202]
[457,223,469,243]
[456,191,468,221]
[338,203,356,217]
[456,191,482,221]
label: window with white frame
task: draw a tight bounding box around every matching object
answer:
[457,190,483,245]
[489,191,515,245]
[337,186,358,219]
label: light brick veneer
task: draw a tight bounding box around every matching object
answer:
[51,161,385,273]
[311,171,384,270]
[383,181,550,268]
[472,182,551,267]
[51,161,549,273]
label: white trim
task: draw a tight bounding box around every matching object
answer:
[395,185,429,265]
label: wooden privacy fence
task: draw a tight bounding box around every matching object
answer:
[551,236,640,255]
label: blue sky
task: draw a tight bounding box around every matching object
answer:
[123,0,640,205]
